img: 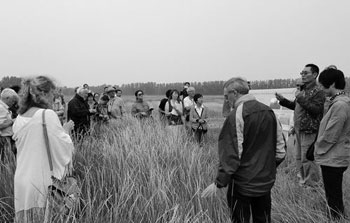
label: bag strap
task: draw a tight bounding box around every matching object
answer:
[42,109,54,173]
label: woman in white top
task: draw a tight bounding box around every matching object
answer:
[165,90,184,126]
[12,76,74,222]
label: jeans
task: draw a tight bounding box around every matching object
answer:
[227,185,271,223]
[321,165,348,219]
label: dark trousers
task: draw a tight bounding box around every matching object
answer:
[192,129,207,145]
[227,185,271,223]
[321,165,347,219]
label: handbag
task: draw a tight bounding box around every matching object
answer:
[42,109,81,221]
[306,133,318,161]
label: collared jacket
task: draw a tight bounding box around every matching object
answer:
[189,104,209,131]
[215,94,286,196]
[108,97,126,119]
[315,94,350,167]
[279,81,325,134]
[67,94,91,133]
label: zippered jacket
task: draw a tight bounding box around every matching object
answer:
[215,94,286,196]
[315,94,350,167]
[279,81,325,133]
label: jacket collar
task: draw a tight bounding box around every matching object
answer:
[303,80,317,90]
[234,94,256,108]
[195,104,204,109]
[75,94,85,102]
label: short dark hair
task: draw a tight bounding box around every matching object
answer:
[135,90,143,97]
[318,67,346,90]
[165,89,172,98]
[184,82,190,86]
[115,89,122,93]
[193,93,203,102]
[305,64,319,75]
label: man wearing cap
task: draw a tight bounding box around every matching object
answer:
[0,88,19,159]
[67,87,91,138]
[131,90,153,119]
[106,86,125,120]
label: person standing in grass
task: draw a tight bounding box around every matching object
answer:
[106,87,125,120]
[12,76,75,222]
[165,89,184,126]
[131,90,153,119]
[158,89,172,124]
[202,77,286,223]
[67,86,91,138]
[183,87,195,130]
[315,66,350,220]
[0,88,19,160]
[189,93,208,146]
[180,82,190,99]
[275,64,325,188]
[52,90,65,125]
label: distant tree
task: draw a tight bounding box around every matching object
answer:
[0,76,22,89]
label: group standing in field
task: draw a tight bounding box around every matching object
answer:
[0,64,350,222]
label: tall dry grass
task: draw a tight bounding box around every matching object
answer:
[1,115,349,222]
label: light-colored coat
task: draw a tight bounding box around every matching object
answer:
[12,109,74,213]
[315,94,350,167]
[189,104,209,130]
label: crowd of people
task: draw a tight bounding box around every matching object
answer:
[0,64,349,222]
[49,82,208,144]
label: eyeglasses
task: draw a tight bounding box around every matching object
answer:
[300,71,311,75]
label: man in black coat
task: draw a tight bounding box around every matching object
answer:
[67,87,91,138]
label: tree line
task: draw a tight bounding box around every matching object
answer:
[1,76,350,96]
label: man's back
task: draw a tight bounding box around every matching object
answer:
[67,94,90,131]
[217,96,285,196]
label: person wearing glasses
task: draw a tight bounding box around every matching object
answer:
[275,64,325,188]
[131,90,153,119]
[315,66,350,220]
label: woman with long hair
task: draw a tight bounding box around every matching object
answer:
[12,76,75,222]
[165,89,184,126]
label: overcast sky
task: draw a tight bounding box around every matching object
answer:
[0,0,349,87]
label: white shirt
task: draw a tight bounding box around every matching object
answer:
[165,100,183,116]
[194,104,204,117]
[183,96,195,109]
[12,109,74,212]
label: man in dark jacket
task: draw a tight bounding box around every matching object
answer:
[67,87,91,138]
[202,77,286,223]
[275,64,325,187]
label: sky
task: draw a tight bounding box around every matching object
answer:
[0,0,349,87]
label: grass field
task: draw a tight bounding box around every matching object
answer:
[1,89,349,222]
